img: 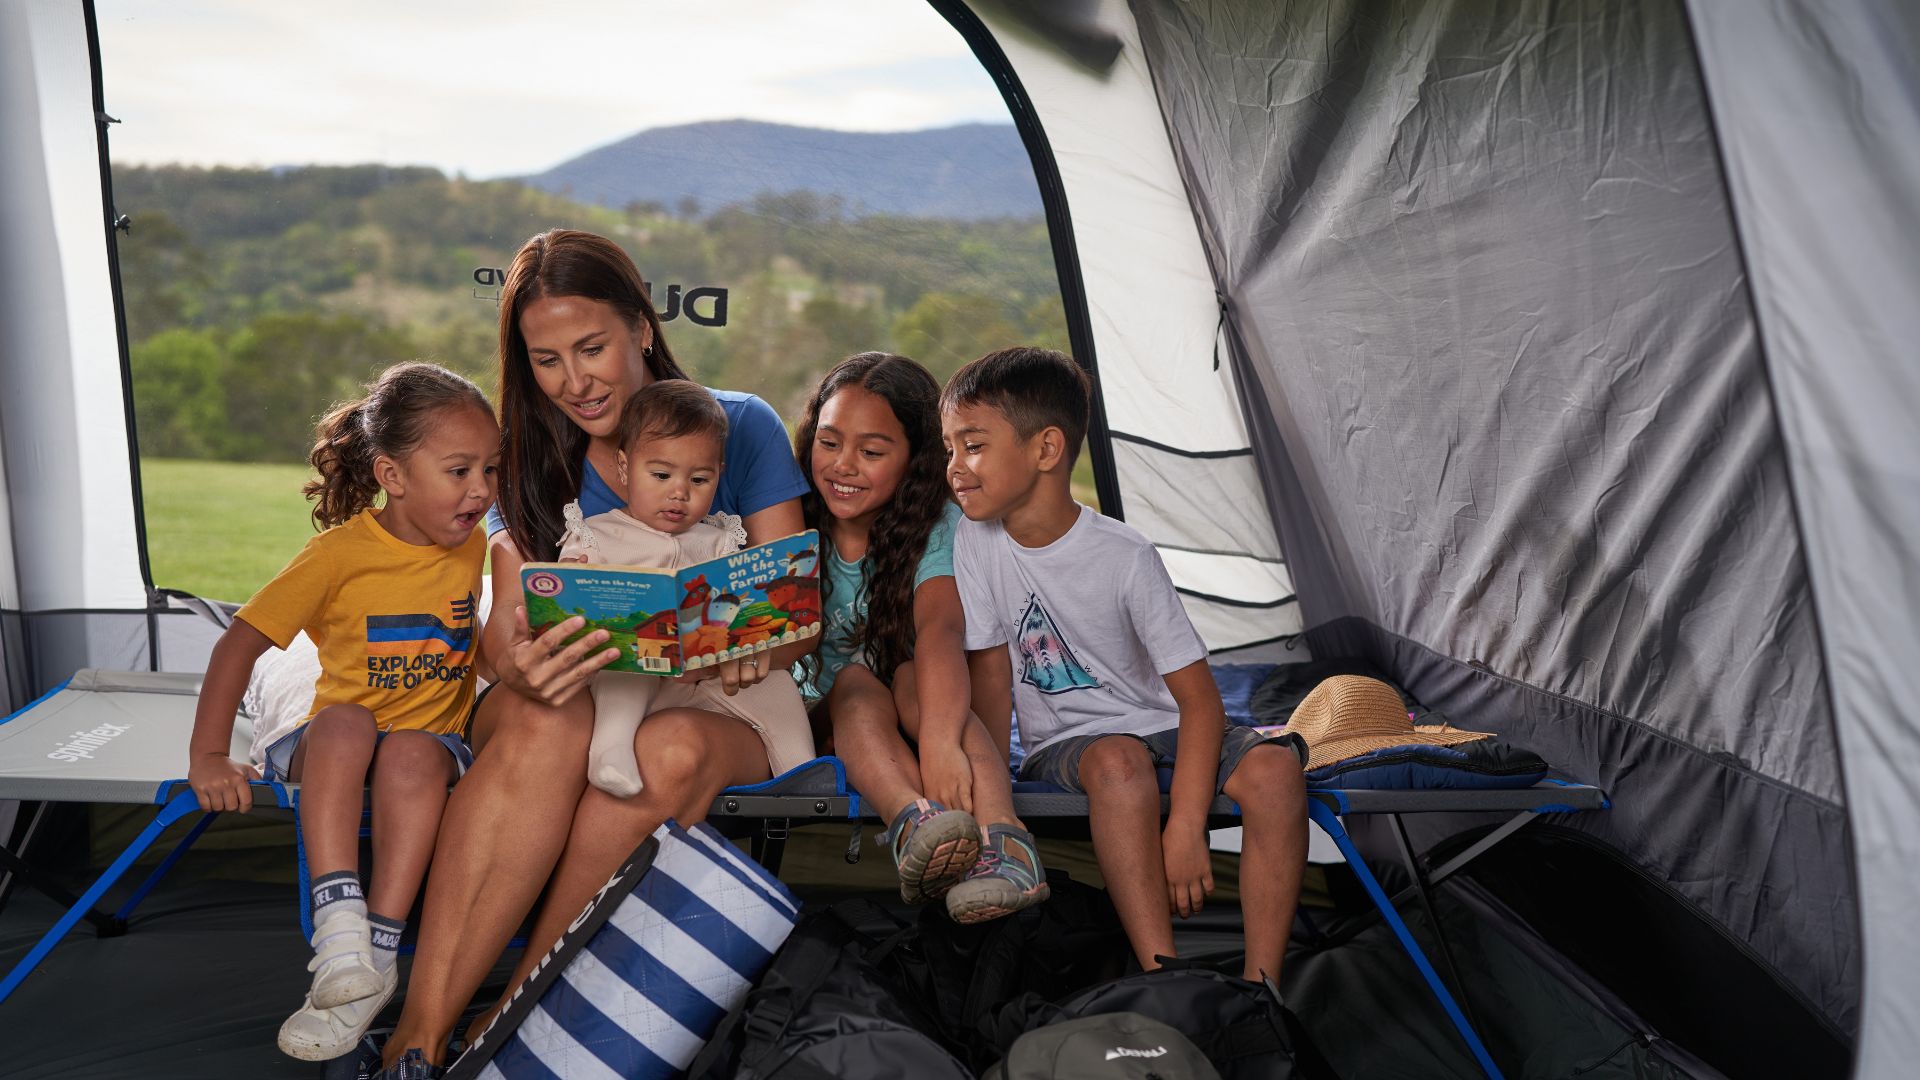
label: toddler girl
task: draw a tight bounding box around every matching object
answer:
[185,362,498,1062]
[798,352,1048,922]
[558,380,815,797]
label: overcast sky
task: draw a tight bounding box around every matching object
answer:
[96,0,1012,177]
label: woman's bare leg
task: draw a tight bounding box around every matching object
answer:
[465,707,772,1038]
[383,687,593,1067]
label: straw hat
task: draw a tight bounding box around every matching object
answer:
[1286,675,1493,771]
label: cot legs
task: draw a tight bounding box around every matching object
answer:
[1306,799,1507,1080]
[0,780,290,1004]
[0,788,201,1004]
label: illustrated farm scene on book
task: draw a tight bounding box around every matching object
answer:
[523,531,822,676]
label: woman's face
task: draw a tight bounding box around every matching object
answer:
[519,294,653,441]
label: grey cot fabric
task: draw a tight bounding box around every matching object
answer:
[1127,0,1853,1029]
[1686,0,1920,1070]
[0,670,247,804]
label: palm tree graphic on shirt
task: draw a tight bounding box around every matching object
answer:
[1017,594,1102,695]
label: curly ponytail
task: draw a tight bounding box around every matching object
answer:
[303,362,493,530]
[305,399,382,529]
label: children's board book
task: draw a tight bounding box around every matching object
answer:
[522,530,822,676]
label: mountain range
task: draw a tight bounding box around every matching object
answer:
[521,119,1044,221]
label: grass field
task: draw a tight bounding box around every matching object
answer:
[140,458,323,602]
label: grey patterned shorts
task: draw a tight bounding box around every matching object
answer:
[1018,723,1307,794]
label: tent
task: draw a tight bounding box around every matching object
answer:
[4,0,1917,1075]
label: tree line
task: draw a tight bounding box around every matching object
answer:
[116,164,1070,463]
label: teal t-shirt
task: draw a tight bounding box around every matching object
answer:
[812,501,962,696]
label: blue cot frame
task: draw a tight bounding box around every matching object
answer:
[1,750,1605,1080]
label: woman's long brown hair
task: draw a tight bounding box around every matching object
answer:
[794,353,952,688]
[496,229,690,562]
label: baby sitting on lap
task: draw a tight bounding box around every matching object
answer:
[559,381,814,797]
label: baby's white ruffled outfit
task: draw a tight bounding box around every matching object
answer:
[558,501,815,797]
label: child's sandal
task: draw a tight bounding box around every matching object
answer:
[885,798,983,905]
[945,823,1051,924]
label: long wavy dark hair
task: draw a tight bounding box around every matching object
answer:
[305,362,491,530]
[795,353,951,687]
[496,229,690,562]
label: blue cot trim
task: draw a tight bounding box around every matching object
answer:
[1539,777,1612,809]
[0,675,73,727]
[719,756,848,795]
[634,871,775,981]
[151,777,293,809]
[1310,788,1353,814]
[1529,803,1579,814]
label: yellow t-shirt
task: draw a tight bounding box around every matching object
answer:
[237,509,486,736]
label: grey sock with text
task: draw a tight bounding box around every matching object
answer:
[368,912,404,974]
[310,870,366,925]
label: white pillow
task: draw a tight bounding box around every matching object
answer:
[238,575,496,767]
[241,630,323,767]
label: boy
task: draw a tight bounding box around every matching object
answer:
[941,346,1308,982]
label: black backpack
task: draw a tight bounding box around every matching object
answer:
[986,962,1341,1080]
[690,872,1131,1079]
[685,898,971,1080]
[982,1012,1223,1080]
[869,870,1132,1068]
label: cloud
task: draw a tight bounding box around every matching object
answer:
[96,0,1012,177]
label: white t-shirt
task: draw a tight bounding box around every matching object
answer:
[953,504,1209,755]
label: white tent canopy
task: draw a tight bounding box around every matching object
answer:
[4,0,1917,1073]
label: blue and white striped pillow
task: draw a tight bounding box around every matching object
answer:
[474,821,799,1080]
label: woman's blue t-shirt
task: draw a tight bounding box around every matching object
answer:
[486,388,807,539]
[811,501,963,697]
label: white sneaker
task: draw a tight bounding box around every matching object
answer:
[277,960,398,1061]
[308,904,383,1009]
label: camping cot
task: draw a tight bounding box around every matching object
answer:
[4,0,1916,1076]
[0,666,1606,1080]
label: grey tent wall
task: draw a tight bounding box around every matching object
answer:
[1126,0,1856,1034]
[1686,0,1920,1072]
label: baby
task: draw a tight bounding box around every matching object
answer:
[559,380,814,796]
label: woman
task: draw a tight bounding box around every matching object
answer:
[379,229,813,1074]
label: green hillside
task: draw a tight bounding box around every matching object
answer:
[114,164,1070,464]
[117,164,1090,600]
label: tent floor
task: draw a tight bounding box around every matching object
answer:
[2,825,1710,1079]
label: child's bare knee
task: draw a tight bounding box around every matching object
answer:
[306,704,377,747]
[1077,737,1152,792]
[373,731,455,786]
[827,666,898,735]
[1224,744,1306,808]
